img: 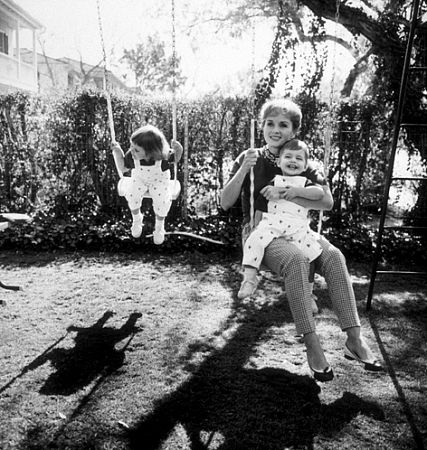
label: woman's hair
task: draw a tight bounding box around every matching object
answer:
[130,125,170,161]
[259,98,302,132]
[279,139,309,162]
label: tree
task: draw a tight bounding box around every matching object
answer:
[187,0,427,220]
[121,34,186,94]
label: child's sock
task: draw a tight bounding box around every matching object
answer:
[153,217,166,245]
[131,213,143,238]
[154,217,165,232]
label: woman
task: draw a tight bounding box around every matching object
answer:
[221,98,382,382]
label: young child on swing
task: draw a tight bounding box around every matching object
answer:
[111,124,183,244]
[238,138,324,299]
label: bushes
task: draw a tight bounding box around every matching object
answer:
[0,89,420,260]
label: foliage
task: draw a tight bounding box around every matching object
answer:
[121,34,186,94]
[0,90,423,263]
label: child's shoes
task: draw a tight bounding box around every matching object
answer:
[131,215,143,238]
[153,229,165,245]
[237,278,258,299]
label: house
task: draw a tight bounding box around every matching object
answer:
[0,0,43,93]
[32,54,130,93]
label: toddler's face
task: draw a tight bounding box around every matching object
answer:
[131,142,146,159]
[279,148,306,176]
[263,112,295,149]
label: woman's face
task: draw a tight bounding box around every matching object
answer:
[263,112,295,151]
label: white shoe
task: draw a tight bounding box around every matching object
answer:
[131,217,143,238]
[153,229,165,245]
[237,278,258,299]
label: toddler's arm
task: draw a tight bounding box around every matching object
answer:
[111,142,127,176]
[282,185,324,201]
[171,140,183,162]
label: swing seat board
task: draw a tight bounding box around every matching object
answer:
[0,213,31,223]
[117,179,181,200]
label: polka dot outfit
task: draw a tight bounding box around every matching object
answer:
[120,159,172,217]
[229,148,361,336]
[242,175,322,269]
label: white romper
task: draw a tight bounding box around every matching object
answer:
[243,175,322,269]
[119,159,172,217]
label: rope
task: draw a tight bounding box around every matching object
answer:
[145,231,225,245]
[318,0,340,234]
[249,20,257,230]
[171,0,178,181]
[96,0,116,145]
[249,120,255,229]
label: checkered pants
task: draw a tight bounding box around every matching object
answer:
[263,236,361,335]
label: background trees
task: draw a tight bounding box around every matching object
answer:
[121,34,186,94]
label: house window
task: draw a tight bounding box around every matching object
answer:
[0,31,9,54]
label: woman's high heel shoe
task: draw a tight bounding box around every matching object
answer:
[309,365,334,382]
[344,344,383,372]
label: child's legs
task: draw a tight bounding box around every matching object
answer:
[242,227,277,270]
[125,178,147,215]
[315,237,360,330]
[150,179,172,219]
[263,237,315,335]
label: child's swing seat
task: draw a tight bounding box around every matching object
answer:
[117,177,181,200]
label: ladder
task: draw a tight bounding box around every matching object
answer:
[366,0,427,310]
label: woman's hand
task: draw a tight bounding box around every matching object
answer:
[282,186,298,200]
[240,148,258,174]
[260,185,283,201]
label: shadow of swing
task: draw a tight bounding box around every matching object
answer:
[0,311,142,397]
[128,299,384,450]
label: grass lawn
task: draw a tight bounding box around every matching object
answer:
[0,249,426,449]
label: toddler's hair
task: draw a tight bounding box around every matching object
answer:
[279,139,309,162]
[259,98,302,132]
[130,125,170,161]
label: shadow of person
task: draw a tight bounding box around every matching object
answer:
[28,311,142,396]
[128,300,384,450]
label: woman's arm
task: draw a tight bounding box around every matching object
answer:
[220,149,258,210]
[260,184,333,211]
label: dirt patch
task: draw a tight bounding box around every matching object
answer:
[0,250,426,449]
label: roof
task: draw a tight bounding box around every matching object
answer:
[0,0,43,29]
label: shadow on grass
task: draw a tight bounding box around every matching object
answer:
[128,299,384,450]
[1,311,142,396]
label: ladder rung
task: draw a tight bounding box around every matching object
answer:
[377,270,427,275]
[391,176,427,181]
[400,123,427,127]
[409,66,427,71]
